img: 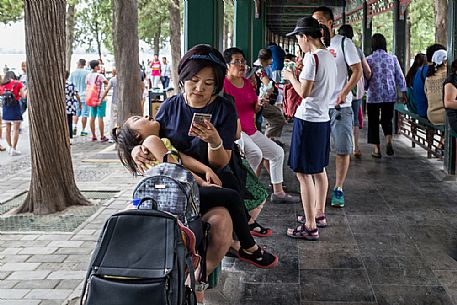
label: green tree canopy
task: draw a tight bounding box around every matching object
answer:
[74,0,113,57]
[0,0,23,24]
[138,0,170,53]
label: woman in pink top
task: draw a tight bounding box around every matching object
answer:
[223,47,300,205]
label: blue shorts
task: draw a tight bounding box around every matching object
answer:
[351,99,362,127]
[329,107,353,155]
[288,118,330,174]
[90,101,107,118]
[80,98,90,118]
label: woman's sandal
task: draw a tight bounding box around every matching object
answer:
[0,145,5,152]
[249,221,273,237]
[297,214,328,228]
[286,224,319,241]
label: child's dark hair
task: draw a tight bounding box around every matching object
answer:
[65,70,70,79]
[112,125,142,174]
[178,44,227,95]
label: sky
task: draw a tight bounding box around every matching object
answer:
[0,21,26,52]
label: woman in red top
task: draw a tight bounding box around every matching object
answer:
[0,71,24,156]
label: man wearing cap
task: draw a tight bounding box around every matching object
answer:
[312,6,362,208]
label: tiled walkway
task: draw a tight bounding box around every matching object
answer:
[0,126,456,305]
[205,129,457,305]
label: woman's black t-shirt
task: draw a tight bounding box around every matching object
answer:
[155,93,238,166]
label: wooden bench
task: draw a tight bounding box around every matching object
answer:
[394,103,445,158]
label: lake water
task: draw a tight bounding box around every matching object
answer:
[0,52,166,75]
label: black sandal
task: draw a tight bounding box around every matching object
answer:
[238,245,278,269]
[249,221,273,237]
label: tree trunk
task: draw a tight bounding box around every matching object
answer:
[65,3,76,71]
[168,0,181,92]
[95,20,102,60]
[434,0,448,46]
[19,0,89,215]
[113,0,142,125]
[153,22,161,55]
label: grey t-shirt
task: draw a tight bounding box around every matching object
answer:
[109,76,118,104]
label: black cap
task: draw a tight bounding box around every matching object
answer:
[286,16,321,37]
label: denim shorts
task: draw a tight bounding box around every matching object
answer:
[80,98,90,118]
[329,107,353,155]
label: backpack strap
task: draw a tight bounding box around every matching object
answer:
[313,53,319,75]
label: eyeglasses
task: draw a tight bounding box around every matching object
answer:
[229,60,247,66]
[335,105,341,120]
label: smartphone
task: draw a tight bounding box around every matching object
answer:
[192,113,212,126]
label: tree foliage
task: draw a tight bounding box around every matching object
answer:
[0,0,23,24]
[370,0,435,58]
[138,0,169,53]
[74,0,113,58]
[409,0,435,56]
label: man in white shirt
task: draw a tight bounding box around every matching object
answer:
[312,6,362,208]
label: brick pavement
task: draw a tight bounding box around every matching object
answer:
[1,126,457,305]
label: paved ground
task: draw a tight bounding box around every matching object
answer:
[0,120,457,305]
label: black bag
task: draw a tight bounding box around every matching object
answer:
[1,83,18,107]
[80,198,197,305]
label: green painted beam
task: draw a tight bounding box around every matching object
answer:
[445,0,456,175]
[362,0,372,56]
[252,1,266,60]
[234,0,253,64]
[392,0,407,72]
[184,0,224,51]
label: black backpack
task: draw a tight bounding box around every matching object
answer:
[80,199,197,305]
[1,82,18,107]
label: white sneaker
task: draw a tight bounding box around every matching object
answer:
[108,138,114,143]
[10,148,21,156]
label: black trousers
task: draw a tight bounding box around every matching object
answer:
[367,102,394,145]
[199,186,256,250]
[67,114,73,139]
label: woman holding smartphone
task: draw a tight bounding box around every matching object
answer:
[130,45,279,304]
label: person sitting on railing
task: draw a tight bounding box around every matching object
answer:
[412,44,446,119]
[425,49,448,156]
[425,49,447,125]
[404,53,426,114]
[444,59,457,134]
